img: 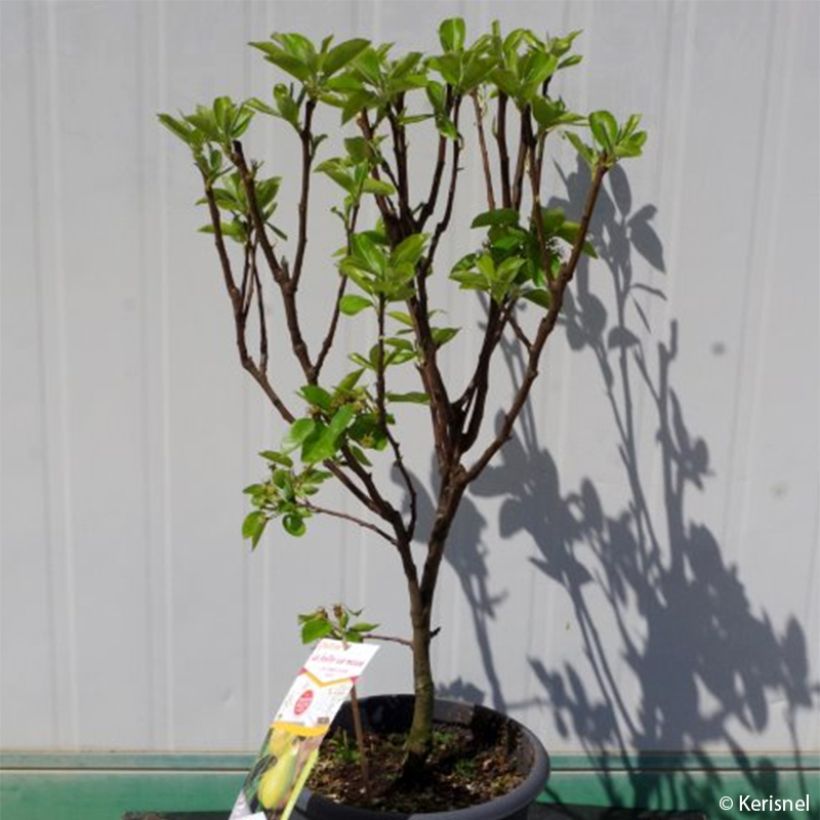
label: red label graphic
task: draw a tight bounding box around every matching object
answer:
[294,688,313,716]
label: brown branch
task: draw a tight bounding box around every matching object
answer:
[240,238,253,316]
[511,105,531,211]
[424,96,462,276]
[417,87,454,229]
[417,135,447,229]
[303,501,398,545]
[363,633,413,649]
[314,275,347,378]
[386,428,418,539]
[388,99,413,228]
[376,296,388,432]
[231,141,314,380]
[252,252,268,373]
[201,165,409,547]
[200,172,294,424]
[465,162,609,483]
[472,91,496,210]
[357,112,399,232]
[496,92,512,208]
[508,312,532,352]
[315,204,360,380]
[458,298,521,452]
[292,98,316,289]
[418,465,467,608]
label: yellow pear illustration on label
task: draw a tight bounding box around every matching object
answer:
[267,727,293,760]
[258,743,298,810]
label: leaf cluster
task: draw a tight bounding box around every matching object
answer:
[298,603,378,644]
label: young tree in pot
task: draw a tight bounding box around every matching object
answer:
[160,16,645,782]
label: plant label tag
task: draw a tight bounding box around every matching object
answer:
[229,639,379,820]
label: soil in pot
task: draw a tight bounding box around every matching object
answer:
[306,719,526,813]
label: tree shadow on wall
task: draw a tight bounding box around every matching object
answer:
[402,160,818,816]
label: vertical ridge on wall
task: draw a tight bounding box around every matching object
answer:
[720,0,782,568]
[38,0,81,748]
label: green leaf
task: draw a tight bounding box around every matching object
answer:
[301,617,333,643]
[323,38,370,76]
[350,622,379,633]
[386,391,430,404]
[615,130,647,159]
[588,110,618,151]
[392,233,428,266]
[439,17,466,52]
[282,418,317,453]
[432,326,460,347]
[427,55,461,86]
[436,116,459,141]
[564,131,595,167]
[522,288,552,308]
[300,384,333,411]
[349,444,372,466]
[242,510,267,546]
[157,113,194,144]
[336,369,365,393]
[327,404,356,438]
[450,271,487,291]
[621,113,642,138]
[541,207,565,235]
[246,97,277,116]
[556,221,598,257]
[350,233,386,274]
[426,81,446,113]
[558,54,583,69]
[471,208,520,229]
[362,177,396,196]
[282,513,307,537]
[260,450,293,467]
[387,311,413,328]
[249,42,312,82]
[339,294,372,316]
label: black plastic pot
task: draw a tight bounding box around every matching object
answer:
[294,695,550,820]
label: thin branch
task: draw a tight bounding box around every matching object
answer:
[240,238,253,315]
[511,105,531,211]
[424,96,462,274]
[292,98,316,289]
[388,99,413,228]
[465,162,609,483]
[496,92,512,208]
[200,172,294,424]
[363,633,413,649]
[417,86,453,229]
[387,429,418,539]
[252,250,268,373]
[472,91,496,210]
[376,295,388,432]
[315,275,347,378]
[303,501,398,545]
[315,204,360,380]
[357,113,400,238]
[508,312,532,352]
[231,141,314,379]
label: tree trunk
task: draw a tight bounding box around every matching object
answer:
[402,471,467,776]
[405,601,434,769]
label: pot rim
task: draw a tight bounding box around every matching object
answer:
[296,694,550,820]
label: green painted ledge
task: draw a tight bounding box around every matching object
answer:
[1,751,818,820]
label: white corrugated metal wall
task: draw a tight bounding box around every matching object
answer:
[1,0,818,761]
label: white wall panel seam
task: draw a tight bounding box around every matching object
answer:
[43,0,80,748]
[720,1,781,565]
